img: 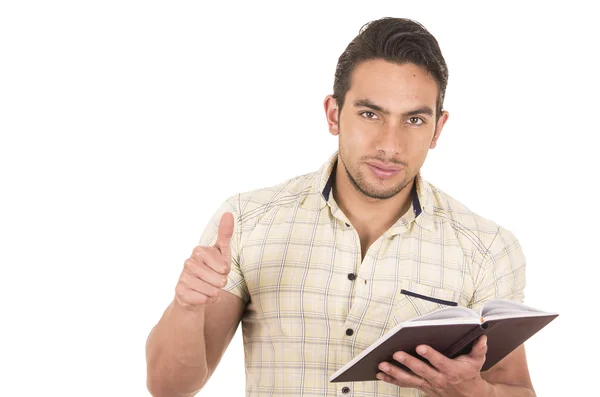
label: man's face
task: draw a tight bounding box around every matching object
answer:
[326,59,448,200]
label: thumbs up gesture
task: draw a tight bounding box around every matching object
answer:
[175,212,234,311]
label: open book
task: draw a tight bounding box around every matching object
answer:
[330,299,558,383]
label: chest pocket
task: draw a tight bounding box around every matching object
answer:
[390,280,461,326]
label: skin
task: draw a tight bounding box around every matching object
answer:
[324,59,448,259]
[323,59,535,396]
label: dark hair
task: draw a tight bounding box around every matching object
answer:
[333,17,449,120]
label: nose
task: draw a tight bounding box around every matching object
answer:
[374,121,401,157]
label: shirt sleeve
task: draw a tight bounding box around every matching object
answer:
[469,226,527,312]
[197,194,249,303]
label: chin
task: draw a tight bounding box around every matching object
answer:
[369,177,411,198]
[359,181,406,200]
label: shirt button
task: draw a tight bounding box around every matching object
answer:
[347,273,356,281]
[342,386,350,394]
[346,328,354,336]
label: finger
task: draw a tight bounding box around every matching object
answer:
[392,351,439,383]
[176,288,221,307]
[378,361,427,389]
[415,344,454,374]
[184,258,228,288]
[376,372,404,387]
[376,370,436,397]
[179,271,222,298]
[215,212,234,260]
[192,246,230,275]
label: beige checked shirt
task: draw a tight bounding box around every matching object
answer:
[198,152,526,397]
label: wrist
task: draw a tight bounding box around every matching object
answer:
[475,376,495,397]
[459,375,494,397]
[172,298,207,318]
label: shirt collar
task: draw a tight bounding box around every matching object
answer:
[301,151,435,234]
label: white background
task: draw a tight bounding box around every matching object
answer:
[1,1,598,396]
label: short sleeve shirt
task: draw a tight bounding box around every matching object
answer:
[198,152,527,397]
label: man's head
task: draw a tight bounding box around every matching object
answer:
[333,17,449,121]
[324,17,450,200]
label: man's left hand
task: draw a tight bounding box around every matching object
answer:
[376,335,491,397]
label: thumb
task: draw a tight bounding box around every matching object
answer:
[469,335,488,364]
[215,212,234,261]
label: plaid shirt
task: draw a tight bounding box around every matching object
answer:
[198,151,526,397]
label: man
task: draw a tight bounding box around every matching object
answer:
[146,17,535,397]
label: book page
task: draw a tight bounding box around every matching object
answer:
[407,306,479,322]
[482,299,548,317]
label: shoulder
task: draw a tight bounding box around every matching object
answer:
[200,170,318,246]
[425,180,520,257]
[225,170,318,226]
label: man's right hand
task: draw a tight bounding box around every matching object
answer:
[174,212,234,311]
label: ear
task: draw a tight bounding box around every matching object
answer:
[324,95,340,136]
[430,110,449,149]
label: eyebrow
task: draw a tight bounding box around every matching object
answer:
[353,99,434,118]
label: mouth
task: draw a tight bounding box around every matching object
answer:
[366,161,403,179]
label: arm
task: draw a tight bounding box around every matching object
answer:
[146,212,246,397]
[480,344,535,397]
[471,226,533,395]
[146,291,245,397]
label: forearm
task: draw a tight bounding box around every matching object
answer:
[146,301,209,397]
[484,380,536,397]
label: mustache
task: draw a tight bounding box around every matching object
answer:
[362,156,407,166]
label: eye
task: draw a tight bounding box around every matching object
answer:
[360,111,379,120]
[407,117,424,125]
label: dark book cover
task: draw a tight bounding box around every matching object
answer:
[330,313,558,383]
